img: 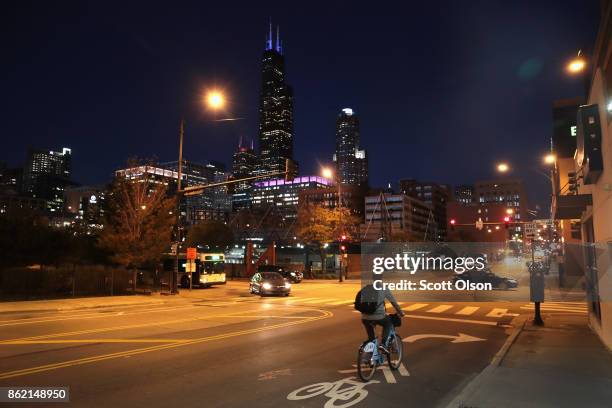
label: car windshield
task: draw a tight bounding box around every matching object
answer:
[261,272,284,281]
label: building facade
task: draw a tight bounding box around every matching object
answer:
[333,108,368,186]
[399,179,449,241]
[22,147,73,212]
[474,178,529,237]
[257,22,297,178]
[551,3,612,350]
[446,201,509,242]
[231,137,257,210]
[361,193,433,242]
[251,176,332,220]
[454,184,474,204]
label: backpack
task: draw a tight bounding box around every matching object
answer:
[354,285,380,314]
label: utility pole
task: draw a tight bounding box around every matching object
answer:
[172,117,184,294]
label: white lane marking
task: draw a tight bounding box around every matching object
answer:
[526,303,587,310]
[455,306,479,316]
[404,303,428,311]
[427,305,453,314]
[486,308,508,318]
[406,314,498,326]
[338,363,409,384]
[403,333,485,344]
[398,363,410,377]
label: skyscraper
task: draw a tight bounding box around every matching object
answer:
[22,147,73,212]
[333,108,368,186]
[232,137,257,210]
[257,21,296,177]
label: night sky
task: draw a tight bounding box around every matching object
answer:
[2,1,599,211]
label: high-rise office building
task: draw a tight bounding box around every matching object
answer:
[474,178,529,237]
[231,137,257,210]
[333,108,368,186]
[257,22,296,178]
[22,147,73,212]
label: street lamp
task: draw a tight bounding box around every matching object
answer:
[321,166,345,282]
[543,154,556,165]
[205,90,225,110]
[566,51,587,74]
[496,163,510,173]
[172,89,227,294]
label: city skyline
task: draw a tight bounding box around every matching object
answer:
[1,1,599,210]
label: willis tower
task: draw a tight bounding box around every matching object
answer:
[257,21,297,178]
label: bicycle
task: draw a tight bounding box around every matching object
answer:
[356,314,403,382]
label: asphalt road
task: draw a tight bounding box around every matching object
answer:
[0,281,582,408]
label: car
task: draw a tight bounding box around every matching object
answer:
[257,265,303,283]
[453,269,518,290]
[249,272,292,296]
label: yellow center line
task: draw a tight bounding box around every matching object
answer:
[0,310,333,380]
[0,313,317,344]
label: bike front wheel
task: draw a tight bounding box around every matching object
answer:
[387,334,403,370]
[357,343,378,382]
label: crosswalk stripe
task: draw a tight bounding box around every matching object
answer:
[486,308,508,318]
[404,303,428,311]
[528,303,587,310]
[427,305,453,313]
[327,300,354,305]
[455,306,479,316]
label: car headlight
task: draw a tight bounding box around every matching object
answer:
[285,282,291,289]
[290,272,296,276]
[262,282,272,290]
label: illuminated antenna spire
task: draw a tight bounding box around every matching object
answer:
[238,135,243,149]
[266,18,273,50]
[276,25,282,54]
[250,138,254,150]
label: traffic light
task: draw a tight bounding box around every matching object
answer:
[503,216,510,229]
[449,219,456,231]
[285,159,297,182]
[340,244,347,252]
[340,234,347,241]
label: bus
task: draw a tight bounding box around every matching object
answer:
[197,252,226,287]
[163,252,226,288]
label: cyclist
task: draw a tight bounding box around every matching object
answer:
[358,284,405,346]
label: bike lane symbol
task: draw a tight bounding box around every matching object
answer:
[287,376,380,408]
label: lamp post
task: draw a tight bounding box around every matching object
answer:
[172,89,226,294]
[322,166,344,282]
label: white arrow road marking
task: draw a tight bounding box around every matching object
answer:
[403,333,486,344]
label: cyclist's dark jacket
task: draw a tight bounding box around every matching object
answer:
[361,286,402,321]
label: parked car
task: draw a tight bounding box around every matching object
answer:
[453,269,518,290]
[257,265,303,283]
[249,272,292,296]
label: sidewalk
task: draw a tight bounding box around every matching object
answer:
[446,314,612,408]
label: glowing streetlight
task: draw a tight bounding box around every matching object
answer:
[567,57,586,74]
[497,163,509,173]
[321,167,334,179]
[506,208,514,215]
[205,90,225,110]
[544,153,556,165]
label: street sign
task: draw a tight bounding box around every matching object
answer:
[185,261,196,273]
[186,247,197,260]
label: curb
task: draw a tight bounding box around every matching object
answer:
[442,314,528,408]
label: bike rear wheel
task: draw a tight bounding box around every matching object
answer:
[387,334,403,370]
[357,343,378,382]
